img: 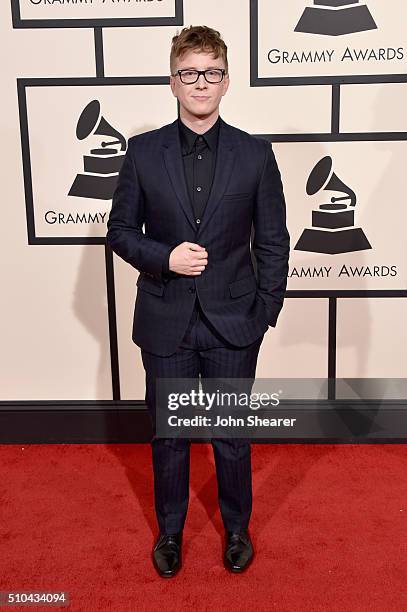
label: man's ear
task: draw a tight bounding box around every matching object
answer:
[222,74,230,96]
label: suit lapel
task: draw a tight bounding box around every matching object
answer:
[197,119,235,235]
[162,117,236,234]
[162,120,197,231]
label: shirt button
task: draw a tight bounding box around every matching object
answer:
[197,136,203,141]
[196,186,202,192]
[196,218,201,224]
[197,154,202,160]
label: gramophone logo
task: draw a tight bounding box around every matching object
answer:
[295,0,377,36]
[69,100,127,200]
[295,156,372,255]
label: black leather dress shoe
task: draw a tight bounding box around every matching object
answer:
[152,532,182,578]
[224,529,254,573]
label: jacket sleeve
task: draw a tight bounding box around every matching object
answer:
[106,137,173,282]
[252,140,290,327]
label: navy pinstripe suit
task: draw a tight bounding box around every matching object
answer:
[106,117,290,534]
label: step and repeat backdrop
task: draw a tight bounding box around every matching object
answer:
[2,0,407,403]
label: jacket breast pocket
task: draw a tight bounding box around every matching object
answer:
[222,192,251,201]
[229,275,257,298]
[136,274,164,296]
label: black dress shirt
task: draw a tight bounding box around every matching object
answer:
[162,116,220,275]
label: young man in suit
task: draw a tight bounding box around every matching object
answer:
[106,25,290,578]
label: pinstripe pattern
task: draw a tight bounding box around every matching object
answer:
[107,115,289,534]
[141,298,263,534]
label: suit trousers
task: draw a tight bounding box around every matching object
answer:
[141,296,264,535]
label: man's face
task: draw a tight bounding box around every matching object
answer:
[170,49,229,119]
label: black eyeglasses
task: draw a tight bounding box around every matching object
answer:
[173,69,226,84]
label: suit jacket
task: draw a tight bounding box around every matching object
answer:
[106,117,290,357]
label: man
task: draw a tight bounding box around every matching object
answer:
[106,25,290,578]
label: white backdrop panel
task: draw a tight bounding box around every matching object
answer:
[275,141,407,292]
[0,245,112,400]
[257,0,406,80]
[341,84,407,133]
[337,298,407,395]
[26,84,175,240]
[256,298,328,380]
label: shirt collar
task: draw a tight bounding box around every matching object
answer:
[178,116,220,155]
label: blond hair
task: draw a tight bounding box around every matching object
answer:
[170,25,228,75]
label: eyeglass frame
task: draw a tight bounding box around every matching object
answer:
[172,68,226,84]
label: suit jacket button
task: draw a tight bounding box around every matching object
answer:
[188,287,196,293]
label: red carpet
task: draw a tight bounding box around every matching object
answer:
[1,443,406,611]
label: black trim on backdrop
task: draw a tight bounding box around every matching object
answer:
[17,79,35,244]
[1,402,407,443]
[331,85,340,134]
[250,0,407,87]
[258,133,407,143]
[328,298,337,401]
[94,28,104,79]
[11,0,184,29]
[287,290,407,298]
[105,244,121,401]
[249,0,259,88]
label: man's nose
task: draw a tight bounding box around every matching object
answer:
[195,73,207,88]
